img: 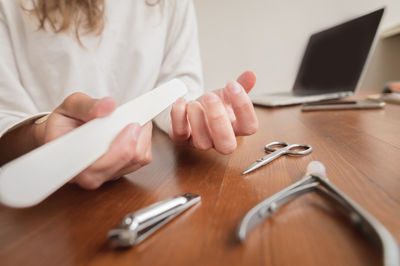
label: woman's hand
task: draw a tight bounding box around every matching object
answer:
[37,92,153,189]
[169,70,258,154]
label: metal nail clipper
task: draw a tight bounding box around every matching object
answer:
[237,161,399,266]
[108,193,201,248]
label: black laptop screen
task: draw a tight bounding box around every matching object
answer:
[292,8,384,95]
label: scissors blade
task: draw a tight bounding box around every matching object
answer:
[242,148,286,175]
[242,160,267,175]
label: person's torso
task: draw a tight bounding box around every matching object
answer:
[2,0,172,111]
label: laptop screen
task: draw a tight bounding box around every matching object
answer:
[292,8,384,96]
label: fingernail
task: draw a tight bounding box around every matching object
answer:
[228,81,242,94]
[90,97,115,117]
[204,93,219,103]
[177,97,186,103]
[131,123,141,141]
[102,96,114,102]
[89,100,101,115]
[187,100,197,106]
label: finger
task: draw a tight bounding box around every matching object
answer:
[107,122,153,180]
[73,123,141,189]
[56,92,116,122]
[132,122,153,166]
[187,101,213,151]
[112,163,142,180]
[202,93,236,154]
[237,70,257,93]
[115,144,152,177]
[170,97,191,143]
[224,81,258,136]
[199,90,235,122]
[112,123,153,179]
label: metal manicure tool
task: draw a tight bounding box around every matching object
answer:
[237,161,399,266]
[242,141,312,175]
[108,193,201,248]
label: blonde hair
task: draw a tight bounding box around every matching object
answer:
[24,0,160,42]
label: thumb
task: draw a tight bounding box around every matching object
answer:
[55,92,117,122]
[237,70,256,93]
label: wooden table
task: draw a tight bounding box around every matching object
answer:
[1,95,399,266]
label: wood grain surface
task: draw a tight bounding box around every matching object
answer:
[1,96,399,266]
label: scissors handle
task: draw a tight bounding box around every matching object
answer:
[264,141,289,152]
[265,142,312,156]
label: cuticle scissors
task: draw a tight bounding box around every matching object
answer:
[242,141,313,175]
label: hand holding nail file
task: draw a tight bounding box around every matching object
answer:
[0,79,187,208]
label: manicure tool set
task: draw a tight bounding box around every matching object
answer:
[106,141,398,266]
[0,79,397,264]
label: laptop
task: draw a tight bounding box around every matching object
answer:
[252,8,385,107]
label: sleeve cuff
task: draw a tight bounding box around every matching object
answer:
[0,112,51,139]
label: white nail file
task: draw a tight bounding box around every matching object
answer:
[0,79,187,208]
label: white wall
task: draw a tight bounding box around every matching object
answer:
[194,0,400,95]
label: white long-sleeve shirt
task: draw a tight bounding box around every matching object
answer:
[0,0,203,138]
